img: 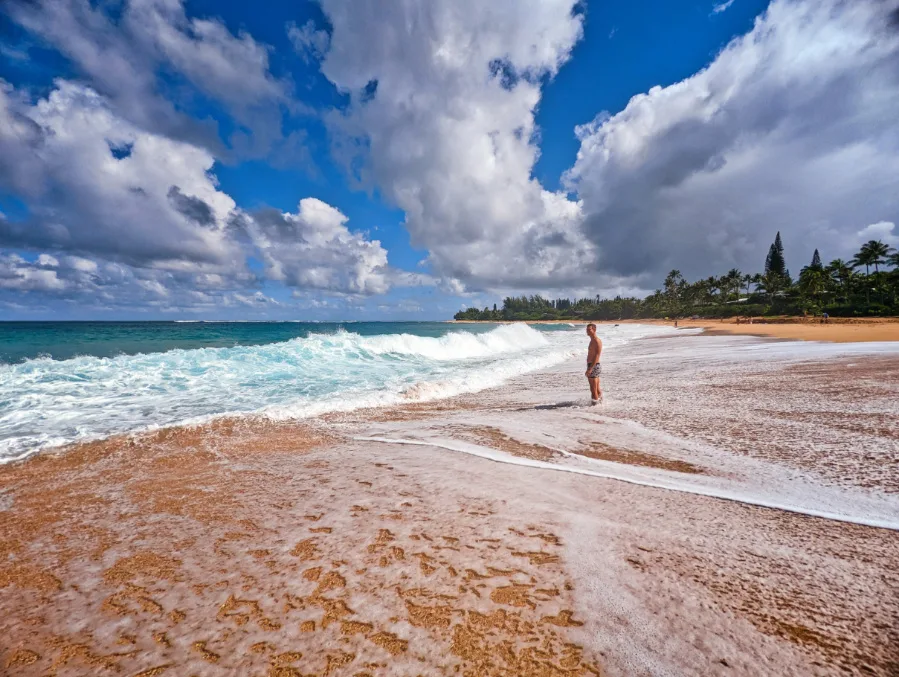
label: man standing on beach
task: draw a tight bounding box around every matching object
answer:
[585,323,603,404]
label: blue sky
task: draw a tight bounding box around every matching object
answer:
[1,0,897,319]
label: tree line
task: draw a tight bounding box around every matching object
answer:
[454,233,899,321]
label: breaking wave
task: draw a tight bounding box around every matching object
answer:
[0,324,582,461]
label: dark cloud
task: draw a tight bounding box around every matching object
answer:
[0,82,48,197]
[249,206,309,241]
[167,186,216,227]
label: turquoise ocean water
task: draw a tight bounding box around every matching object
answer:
[0,321,588,462]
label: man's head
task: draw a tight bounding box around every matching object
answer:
[586,323,596,336]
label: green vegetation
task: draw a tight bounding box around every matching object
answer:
[454,233,899,321]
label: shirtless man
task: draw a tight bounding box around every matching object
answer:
[585,323,603,404]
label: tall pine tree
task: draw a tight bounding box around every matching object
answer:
[764,232,788,278]
[810,249,822,268]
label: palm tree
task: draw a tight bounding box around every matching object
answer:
[887,249,899,270]
[758,270,788,304]
[853,240,891,305]
[799,253,827,311]
[705,276,718,305]
[852,245,874,305]
[663,270,684,315]
[751,272,762,293]
[868,240,891,273]
[827,259,853,304]
[724,268,742,302]
[798,265,828,304]
[886,249,899,307]
[854,240,891,273]
[742,273,753,296]
[852,250,872,277]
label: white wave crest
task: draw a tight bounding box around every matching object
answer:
[0,323,575,461]
[312,323,548,361]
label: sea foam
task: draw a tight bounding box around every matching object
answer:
[0,323,666,462]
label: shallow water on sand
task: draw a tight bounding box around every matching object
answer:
[349,333,899,530]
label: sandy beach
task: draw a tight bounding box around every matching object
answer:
[2,328,898,676]
[453,317,899,343]
[647,318,899,343]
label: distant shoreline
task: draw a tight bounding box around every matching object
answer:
[448,316,899,343]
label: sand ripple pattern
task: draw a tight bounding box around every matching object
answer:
[0,419,601,676]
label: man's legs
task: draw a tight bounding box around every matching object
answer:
[588,377,601,402]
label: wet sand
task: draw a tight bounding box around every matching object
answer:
[2,333,898,676]
[1,420,603,677]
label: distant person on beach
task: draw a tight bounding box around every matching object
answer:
[585,323,603,404]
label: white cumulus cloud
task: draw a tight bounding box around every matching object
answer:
[0,80,412,308]
[0,80,243,271]
[318,0,595,291]
[4,0,299,157]
[239,198,395,296]
[564,0,899,283]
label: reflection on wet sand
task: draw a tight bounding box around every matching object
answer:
[0,419,602,676]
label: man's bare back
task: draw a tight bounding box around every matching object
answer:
[585,323,602,404]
